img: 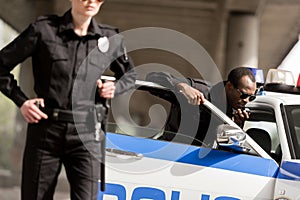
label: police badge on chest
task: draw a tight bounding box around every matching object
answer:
[98,36,109,53]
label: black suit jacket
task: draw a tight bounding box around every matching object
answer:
[146,72,232,147]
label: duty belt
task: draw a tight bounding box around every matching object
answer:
[42,108,91,123]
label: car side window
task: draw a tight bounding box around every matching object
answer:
[284,105,300,159]
[243,106,281,162]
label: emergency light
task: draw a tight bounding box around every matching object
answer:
[266,69,295,86]
[247,67,265,86]
[264,69,300,94]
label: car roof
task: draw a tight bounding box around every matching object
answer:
[256,91,300,106]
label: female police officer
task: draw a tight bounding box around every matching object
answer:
[0,0,136,199]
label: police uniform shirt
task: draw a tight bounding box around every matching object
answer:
[0,9,136,110]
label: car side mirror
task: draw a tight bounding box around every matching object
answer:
[217,124,250,153]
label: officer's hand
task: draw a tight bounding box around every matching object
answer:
[20,99,48,123]
[232,108,250,128]
[176,82,205,105]
[97,79,116,99]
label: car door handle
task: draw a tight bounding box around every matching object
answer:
[106,148,143,160]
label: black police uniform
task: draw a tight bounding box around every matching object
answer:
[0,10,136,200]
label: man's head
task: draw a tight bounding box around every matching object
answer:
[225,67,257,110]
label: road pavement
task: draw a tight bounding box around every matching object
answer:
[0,169,70,200]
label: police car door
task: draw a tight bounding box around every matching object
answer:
[244,100,300,200]
[274,104,300,199]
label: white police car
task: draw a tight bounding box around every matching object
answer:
[97,69,300,200]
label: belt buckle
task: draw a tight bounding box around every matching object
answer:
[53,109,59,120]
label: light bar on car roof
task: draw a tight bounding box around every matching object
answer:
[266,69,295,86]
[264,69,300,94]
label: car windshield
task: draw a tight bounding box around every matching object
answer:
[284,105,300,159]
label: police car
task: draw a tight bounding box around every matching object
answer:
[97,69,300,200]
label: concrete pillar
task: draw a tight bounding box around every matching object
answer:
[225,12,259,72]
